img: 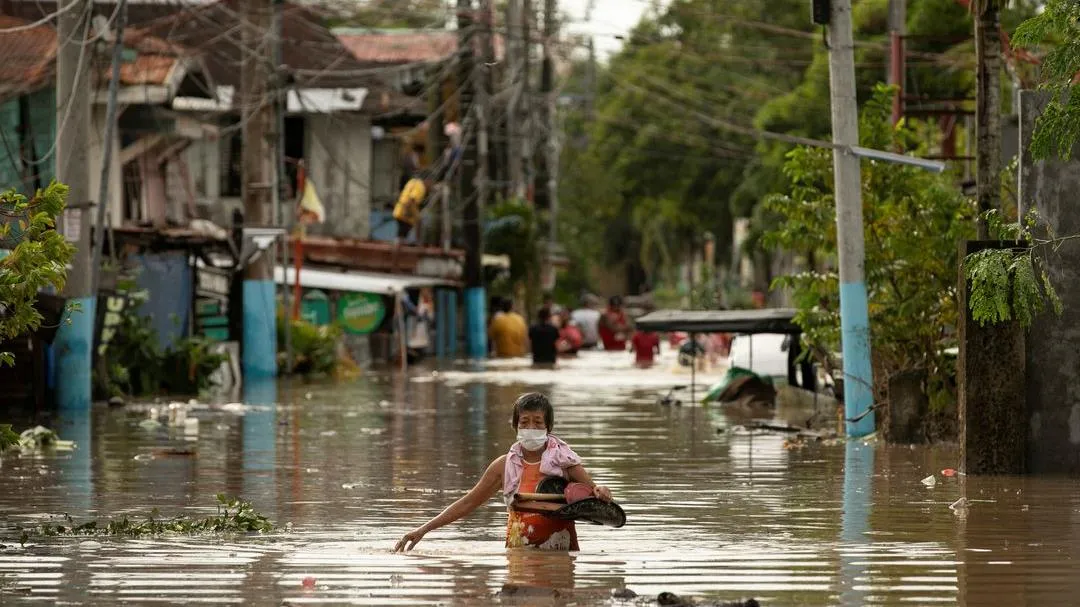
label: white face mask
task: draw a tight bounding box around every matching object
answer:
[516,428,548,451]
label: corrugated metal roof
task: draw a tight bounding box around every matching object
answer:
[335,30,457,65]
[274,265,455,295]
[335,28,505,66]
[0,14,201,100]
[0,15,57,99]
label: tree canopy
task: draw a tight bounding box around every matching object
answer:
[558,0,1037,299]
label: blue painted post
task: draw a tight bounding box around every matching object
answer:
[465,287,486,360]
[447,290,458,357]
[243,280,278,380]
[840,284,874,436]
[53,296,95,410]
[435,290,447,360]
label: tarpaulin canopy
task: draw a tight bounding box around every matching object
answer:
[634,308,801,335]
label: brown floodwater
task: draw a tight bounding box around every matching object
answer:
[1,350,1079,605]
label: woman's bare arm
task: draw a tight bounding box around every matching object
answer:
[394,455,505,551]
[566,464,613,501]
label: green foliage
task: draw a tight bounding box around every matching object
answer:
[485,198,541,287]
[965,209,1065,328]
[95,294,228,398]
[1012,0,1080,159]
[0,182,75,365]
[556,0,986,297]
[764,85,976,405]
[277,315,343,376]
[0,424,19,451]
[17,494,273,544]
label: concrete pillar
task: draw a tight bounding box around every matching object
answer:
[958,241,1026,474]
[886,369,927,444]
[1019,91,1080,473]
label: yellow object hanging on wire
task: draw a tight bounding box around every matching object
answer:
[297,179,325,225]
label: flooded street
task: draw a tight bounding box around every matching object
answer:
[2,351,1080,605]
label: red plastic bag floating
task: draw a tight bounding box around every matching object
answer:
[941,468,958,478]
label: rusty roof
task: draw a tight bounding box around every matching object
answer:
[135,1,390,91]
[335,30,458,65]
[0,15,57,99]
[0,14,202,101]
[335,28,505,66]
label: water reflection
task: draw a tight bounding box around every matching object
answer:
[242,379,277,502]
[55,404,92,512]
[839,441,873,605]
[1,353,1080,604]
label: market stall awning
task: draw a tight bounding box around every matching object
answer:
[274,266,456,295]
[634,308,801,334]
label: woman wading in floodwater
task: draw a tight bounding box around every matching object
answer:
[394,393,613,551]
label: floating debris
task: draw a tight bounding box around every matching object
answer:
[17,494,273,543]
[921,475,937,487]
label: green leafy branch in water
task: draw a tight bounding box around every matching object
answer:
[0,182,76,366]
[0,425,19,451]
[17,494,273,544]
[965,209,1066,328]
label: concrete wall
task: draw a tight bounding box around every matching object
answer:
[1019,91,1080,474]
[306,113,372,239]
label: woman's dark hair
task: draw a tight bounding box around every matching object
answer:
[511,392,554,431]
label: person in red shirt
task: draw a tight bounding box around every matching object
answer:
[598,296,630,351]
[555,314,584,357]
[630,329,661,369]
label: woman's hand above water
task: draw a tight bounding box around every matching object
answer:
[394,527,427,552]
[592,485,612,502]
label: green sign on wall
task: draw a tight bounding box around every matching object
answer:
[301,289,331,326]
[337,292,385,335]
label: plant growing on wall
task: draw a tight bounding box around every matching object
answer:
[962,1,1079,328]
[1011,0,1080,160]
[763,85,976,406]
[965,209,1066,328]
[0,182,75,366]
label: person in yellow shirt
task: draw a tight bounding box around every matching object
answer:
[391,173,434,271]
[489,298,528,358]
[393,174,431,244]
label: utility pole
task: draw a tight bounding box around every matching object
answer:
[535,0,556,291]
[458,0,486,359]
[888,0,905,125]
[521,0,533,201]
[974,0,1001,239]
[505,0,524,199]
[240,0,277,379]
[54,0,93,409]
[480,0,496,192]
[827,0,875,437]
[91,0,128,296]
[272,0,291,372]
[585,37,596,122]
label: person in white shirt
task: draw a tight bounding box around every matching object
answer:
[570,294,602,350]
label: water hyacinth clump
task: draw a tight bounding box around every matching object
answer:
[16,494,273,545]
